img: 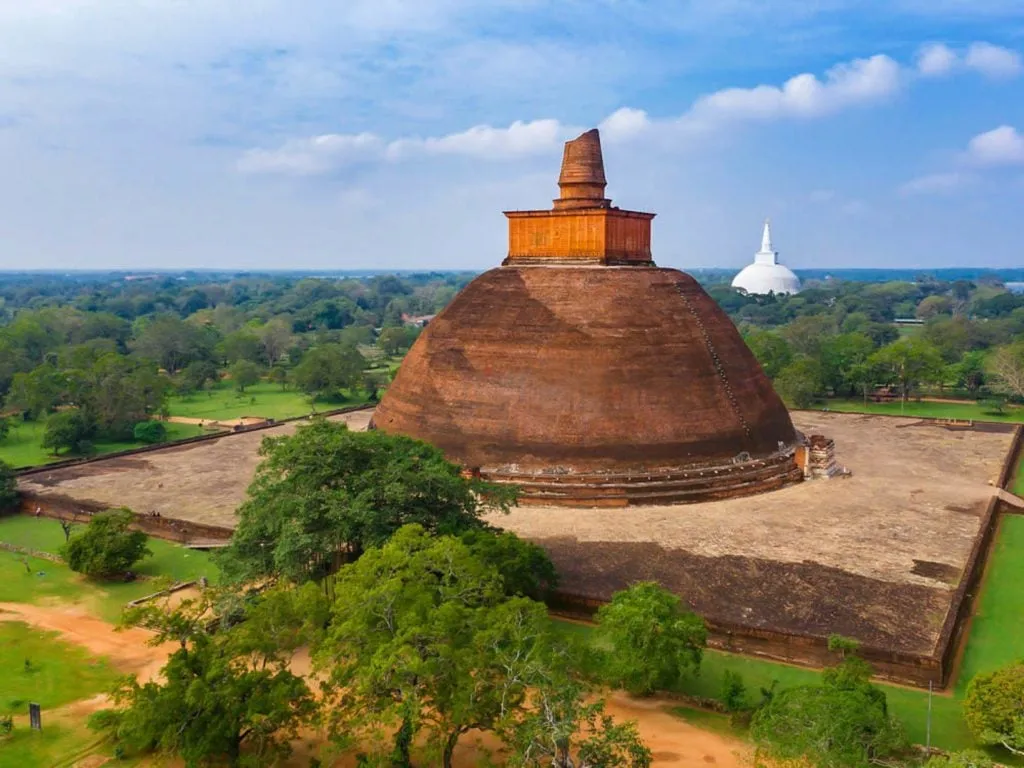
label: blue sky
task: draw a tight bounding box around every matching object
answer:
[0,1,1023,271]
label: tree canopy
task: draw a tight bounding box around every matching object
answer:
[220,419,517,583]
[61,508,151,579]
[594,581,706,695]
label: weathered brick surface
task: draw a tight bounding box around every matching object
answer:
[373,266,799,503]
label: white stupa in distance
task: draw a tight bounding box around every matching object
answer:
[731,220,801,296]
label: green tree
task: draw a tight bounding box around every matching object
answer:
[220,419,516,583]
[377,326,416,357]
[228,360,261,393]
[317,526,644,768]
[869,337,944,403]
[218,329,263,365]
[6,363,69,418]
[131,314,214,374]
[257,318,293,366]
[267,364,289,391]
[819,332,875,396]
[316,525,507,767]
[925,751,995,768]
[61,508,150,579]
[774,355,823,408]
[0,460,18,511]
[963,662,1024,756]
[459,528,559,600]
[292,343,365,401]
[133,420,168,444]
[751,655,905,768]
[70,353,171,440]
[502,682,652,768]
[744,330,793,379]
[177,360,220,395]
[986,341,1024,400]
[92,587,317,766]
[41,408,95,455]
[595,581,706,695]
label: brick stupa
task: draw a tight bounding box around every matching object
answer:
[372,129,802,506]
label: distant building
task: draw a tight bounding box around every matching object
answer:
[401,313,436,328]
[731,220,801,296]
[1005,282,1024,295]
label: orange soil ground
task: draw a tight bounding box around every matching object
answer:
[0,601,750,768]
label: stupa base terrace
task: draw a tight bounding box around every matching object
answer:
[478,447,804,507]
[15,410,1019,690]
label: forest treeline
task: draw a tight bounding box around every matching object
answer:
[706,277,1024,408]
[2,270,1024,457]
[0,272,470,454]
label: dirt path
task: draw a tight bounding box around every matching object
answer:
[1,602,750,767]
[0,601,174,684]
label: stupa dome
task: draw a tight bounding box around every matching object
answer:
[731,220,801,296]
[372,131,801,506]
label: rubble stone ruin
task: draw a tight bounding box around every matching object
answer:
[372,129,806,506]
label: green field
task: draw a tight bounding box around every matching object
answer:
[0,419,206,470]
[0,516,221,622]
[0,621,118,715]
[167,380,369,421]
[824,397,1024,423]
[557,514,1024,755]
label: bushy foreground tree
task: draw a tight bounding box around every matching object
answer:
[963,662,1024,756]
[61,508,150,579]
[220,419,517,583]
[595,581,706,695]
[91,585,326,766]
[750,652,906,768]
[315,524,649,768]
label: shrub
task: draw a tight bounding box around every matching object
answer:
[132,420,167,444]
[61,508,151,580]
[0,460,17,511]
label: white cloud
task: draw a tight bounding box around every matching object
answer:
[915,41,1022,79]
[390,119,571,159]
[599,108,651,142]
[917,43,957,77]
[899,172,968,195]
[687,55,902,122]
[237,133,384,176]
[965,125,1024,166]
[242,52,908,176]
[965,42,1023,78]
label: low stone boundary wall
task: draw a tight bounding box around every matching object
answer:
[17,495,234,544]
[998,424,1024,499]
[0,541,63,564]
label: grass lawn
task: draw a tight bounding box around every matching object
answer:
[0,419,206,470]
[167,381,369,422]
[823,398,1024,423]
[555,514,1024,755]
[0,516,221,623]
[0,621,118,715]
[0,720,123,768]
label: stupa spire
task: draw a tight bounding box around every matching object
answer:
[553,129,611,210]
[761,219,774,254]
[755,218,778,265]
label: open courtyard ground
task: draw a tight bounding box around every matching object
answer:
[19,409,1014,671]
[18,408,374,529]
[488,412,1014,663]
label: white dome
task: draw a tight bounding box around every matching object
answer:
[731,219,801,296]
[732,262,801,296]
